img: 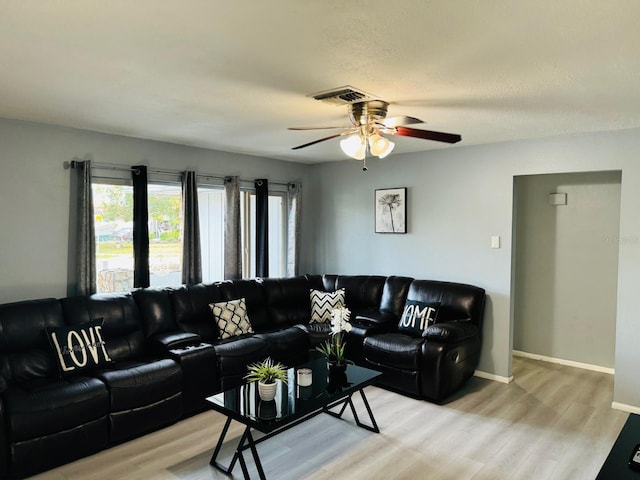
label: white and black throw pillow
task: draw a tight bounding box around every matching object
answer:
[210,298,254,339]
[46,318,112,378]
[397,301,441,337]
[309,288,346,324]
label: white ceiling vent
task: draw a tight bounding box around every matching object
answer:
[309,85,378,106]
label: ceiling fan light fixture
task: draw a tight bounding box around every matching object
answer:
[369,132,394,158]
[377,139,395,159]
[340,134,366,160]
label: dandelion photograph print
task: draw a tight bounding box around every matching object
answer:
[375,187,407,233]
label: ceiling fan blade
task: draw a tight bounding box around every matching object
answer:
[288,126,347,130]
[395,126,462,144]
[382,115,424,128]
[291,133,344,150]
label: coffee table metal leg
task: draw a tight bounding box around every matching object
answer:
[210,416,235,470]
[210,417,254,477]
[324,389,380,434]
[354,389,379,433]
[246,429,267,480]
[210,420,266,480]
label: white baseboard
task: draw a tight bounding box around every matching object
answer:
[513,350,614,375]
[474,370,513,384]
[612,402,640,415]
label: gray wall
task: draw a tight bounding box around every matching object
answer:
[513,171,621,368]
[3,116,640,410]
[0,118,311,303]
[307,127,640,409]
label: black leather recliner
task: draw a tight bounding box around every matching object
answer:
[59,293,184,444]
[363,280,486,402]
[0,298,110,478]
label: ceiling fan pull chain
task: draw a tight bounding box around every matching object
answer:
[362,157,368,172]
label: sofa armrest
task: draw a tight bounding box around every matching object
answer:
[423,322,478,343]
[354,310,398,327]
[149,331,202,351]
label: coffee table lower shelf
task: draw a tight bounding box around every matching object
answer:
[209,387,379,480]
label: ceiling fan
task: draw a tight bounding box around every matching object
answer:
[289,97,461,169]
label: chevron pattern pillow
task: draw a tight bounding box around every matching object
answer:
[209,298,254,339]
[309,288,346,324]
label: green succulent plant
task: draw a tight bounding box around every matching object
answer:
[244,357,289,384]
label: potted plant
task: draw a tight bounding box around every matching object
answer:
[244,357,288,401]
[316,307,352,372]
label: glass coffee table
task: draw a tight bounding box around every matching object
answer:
[206,357,382,480]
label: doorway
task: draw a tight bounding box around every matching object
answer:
[512,171,621,370]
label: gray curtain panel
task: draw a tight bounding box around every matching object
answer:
[75,160,96,296]
[181,171,202,285]
[224,176,241,280]
[287,182,302,277]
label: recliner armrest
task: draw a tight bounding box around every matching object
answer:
[423,322,478,343]
[149,331,202,351]
[354,310,398,327]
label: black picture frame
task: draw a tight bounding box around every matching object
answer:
[375,187,407,233]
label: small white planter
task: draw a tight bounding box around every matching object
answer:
[258,381,277,401]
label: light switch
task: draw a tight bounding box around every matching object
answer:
[491,235,501,249]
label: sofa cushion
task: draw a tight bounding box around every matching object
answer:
[261,276,318,327]
[4,376,109,442]
[210,298,254,339]
[60,293,146,363]
[397,301,441,337]
[254,327,310,366]
[170,283,225,342]
[364,333,424,371]
[218,280,269,331]
[46,319,113,378]
[309,289,345,323]
[0,298,65,383]
[95,358,182,411]
[212,336,269,377]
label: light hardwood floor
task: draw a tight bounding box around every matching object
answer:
[31,357,628,480]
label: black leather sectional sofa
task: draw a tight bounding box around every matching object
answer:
[0,274,485,478]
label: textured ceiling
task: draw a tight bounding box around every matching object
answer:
[1,1,639,163]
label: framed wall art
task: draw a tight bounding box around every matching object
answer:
[375,187,407,233]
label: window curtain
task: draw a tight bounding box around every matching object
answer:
[181,170,202,285]
[286,182,302,277]
[255,179,269,278]
[224,176,241,280]
[73,160,97,296]
[132,165,150,288]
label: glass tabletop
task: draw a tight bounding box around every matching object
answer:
[206,357,381,433]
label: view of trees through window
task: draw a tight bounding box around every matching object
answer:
[93,181,287,293]
[93,182,183,293]
[241,191,286,278]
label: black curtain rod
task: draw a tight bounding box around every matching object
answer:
[64,160,293,187]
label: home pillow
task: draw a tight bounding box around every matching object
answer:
[46,318,112,378]
[210,298,254,339]
[309,288,346,324]
[397,301,441,337]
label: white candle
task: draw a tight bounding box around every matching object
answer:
[297,368,312,387]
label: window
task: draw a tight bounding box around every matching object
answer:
[93,181,184,293]
[198,186,225,282]
[241,191,287,278]
[92,175,288,291]
[147,183,183,288]
[93,182,135,293]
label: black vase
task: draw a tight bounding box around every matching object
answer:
[327,363,348,393]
